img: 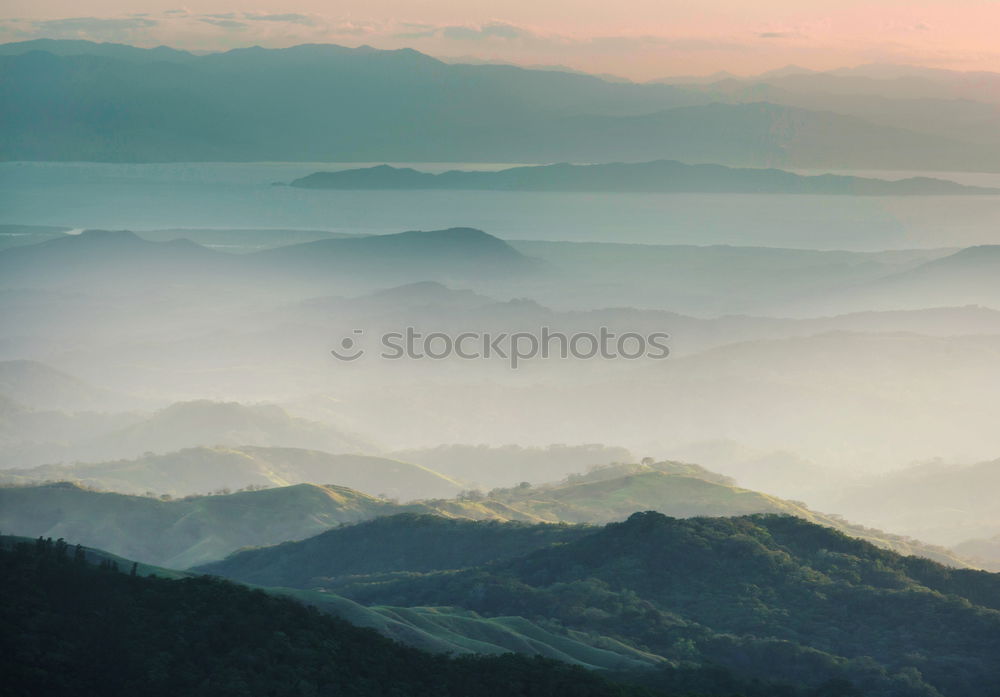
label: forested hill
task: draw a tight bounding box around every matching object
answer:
[320,512,1000,697]
[0,538,654,697]
[196,514,594,586]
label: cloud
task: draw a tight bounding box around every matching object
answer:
[397,21,534,41]
[32,17,159,33]
[244,13,320,27]
[756,31,805,40]
[442,22,533,41]
[199,18,247,30]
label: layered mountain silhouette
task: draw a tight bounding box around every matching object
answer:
[5,40,1000,169]
[254,227,536,279]
[0,459,966,569]
[817,457,1000,546]
[0,359,133,411]
[0,227,537,290]
[0,229,228,289]
[292,161,999,195]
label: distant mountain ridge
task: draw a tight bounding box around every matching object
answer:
[292,161,1000,195]
[5,40,1000,169]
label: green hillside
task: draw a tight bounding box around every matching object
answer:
[420,462,969,566]
[0,482,395,568]
[0,459,967,570]
[272,589,663,671]
[328,512,1000,697]
[196,514,593,586]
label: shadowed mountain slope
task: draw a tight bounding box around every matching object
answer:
[326,511,1000,697]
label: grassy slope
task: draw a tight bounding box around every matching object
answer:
[0,482,395,568]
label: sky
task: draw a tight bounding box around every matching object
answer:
[3,0,1000,80]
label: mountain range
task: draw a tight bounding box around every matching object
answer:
[0,227,536,292]
[5,40,1000,170]
[291,161,999,195]
[0,459,967,569]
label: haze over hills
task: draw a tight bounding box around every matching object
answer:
[0,226,539,293]
[6,13,1000,697]
[389,443,634,489]
[0,446,462,501]
[0,229,230,290]
[0,359,137,411]
[0,400,374,469]
[811,457,1000,546]
[0,481,396,568]
[253,227,537,281]
[955,534,1000,572]
[291,161,1000,195]
[665,64,1000,144]
[6,40,1000,170]
[0,459,968,569]
[85,400,373,460]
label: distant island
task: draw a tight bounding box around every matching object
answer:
[290,161,1000,195]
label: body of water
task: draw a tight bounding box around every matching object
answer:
[4,161,1000,251]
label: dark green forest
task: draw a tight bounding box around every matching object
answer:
[197,513,593,585]
[0,538,654,697]
[255,513,1000,697]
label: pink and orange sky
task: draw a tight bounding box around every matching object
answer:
[3,0,1000,80]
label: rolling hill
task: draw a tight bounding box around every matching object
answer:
[196,514,594,587]
[0,229,229,290]
[0,481,395,568]
[0,226,538,293]
[1,445,461,501]
[389,443,634,489]
[1,538,648,697]
[0,359,135,412]
[78,400,374,462]
[0,458,967,570]
[325,511,1000,697]
[253,227,537,281]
